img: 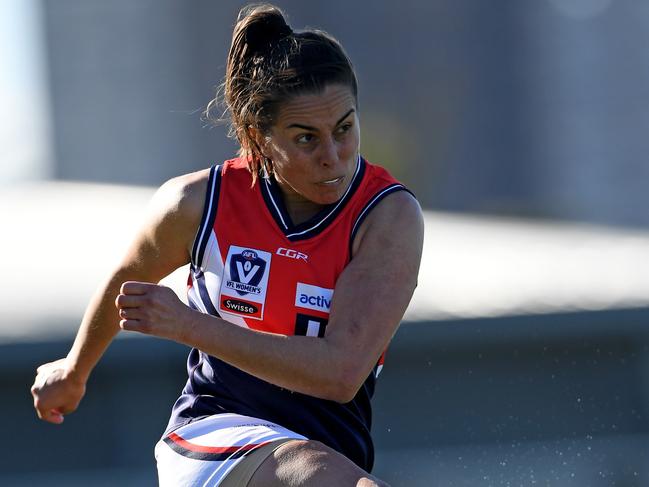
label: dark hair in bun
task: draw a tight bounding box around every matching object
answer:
[205,3,358,183]
[237,5,292,55]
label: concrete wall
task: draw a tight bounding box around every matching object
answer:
[39,0,649,227]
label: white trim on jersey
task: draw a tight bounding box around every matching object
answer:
[192,165,219,268]
[190,230,249,328]
[305,320,321,337]
[264,177,289,230]
[201,230,223,276]
[374,364,384,378]
[188,275,209,315]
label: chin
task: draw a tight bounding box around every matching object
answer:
[311,189,345,205]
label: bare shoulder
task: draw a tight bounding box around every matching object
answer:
[152,168,212,223]
[115,168,213,276]
[352,189,424,259]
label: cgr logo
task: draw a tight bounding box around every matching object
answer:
[276,247,308,262]
[295,283,333,313]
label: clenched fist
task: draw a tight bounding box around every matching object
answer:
[31,358,86,424]
[115,281,195,343]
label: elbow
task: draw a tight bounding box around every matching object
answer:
[324,364,365,404]
[315,340,368,403]
[331,387,360,405]
[320,386,355,404]
[323,384,359,404]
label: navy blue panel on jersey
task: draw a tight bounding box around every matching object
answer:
[194,269,221,317]
[191,165,222,267]
[166,352,375,471]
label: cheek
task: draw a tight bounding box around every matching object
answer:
[341,131,360,157]
[269,141,290,161]
[273,154,309,181]
[348,125,361,146]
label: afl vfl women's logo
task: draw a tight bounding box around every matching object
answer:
[220,245,272,321]
[227,249,266,296]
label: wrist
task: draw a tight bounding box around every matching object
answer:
[63,356,90,385]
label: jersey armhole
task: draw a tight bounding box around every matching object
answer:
[190,165,222,268]
[348,184,416,258]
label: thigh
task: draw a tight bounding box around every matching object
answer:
[155,413,306,487]
[219,438,293,487]
[248,439,391,487]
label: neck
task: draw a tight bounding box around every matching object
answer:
[280,189,325,226]
[270,173,325,225]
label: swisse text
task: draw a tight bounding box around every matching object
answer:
[222,298,258,315]
[276,247,308,261]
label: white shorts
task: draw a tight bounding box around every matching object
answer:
[154,413,307,486]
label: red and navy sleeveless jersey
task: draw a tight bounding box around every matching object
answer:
[165,155,411,471]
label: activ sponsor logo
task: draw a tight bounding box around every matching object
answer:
[299,294,331,309]
[295,283,334,313]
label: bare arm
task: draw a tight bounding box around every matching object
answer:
[66,178,204,381]
[31,170,208,423]
[117,190,424,403]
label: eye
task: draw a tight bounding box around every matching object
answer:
[296,133,315,144]
[336,123,353,135]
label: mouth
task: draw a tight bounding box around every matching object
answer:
[318,176,345,186]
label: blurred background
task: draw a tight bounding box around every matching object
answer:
[1,0,648,485]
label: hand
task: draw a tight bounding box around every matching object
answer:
[31,358,86,424]
[115,281,194,342]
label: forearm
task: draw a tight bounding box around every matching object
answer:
[65,271,128,382]
[183,311,360,402]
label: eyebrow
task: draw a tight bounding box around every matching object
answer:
[285,108,355,131]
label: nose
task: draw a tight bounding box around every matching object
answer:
[317,135,339,168]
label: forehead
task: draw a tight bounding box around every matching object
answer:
[275,84,357,128]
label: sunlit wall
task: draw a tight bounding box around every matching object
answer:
[2,1,646,227]
[0,0,51,183]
